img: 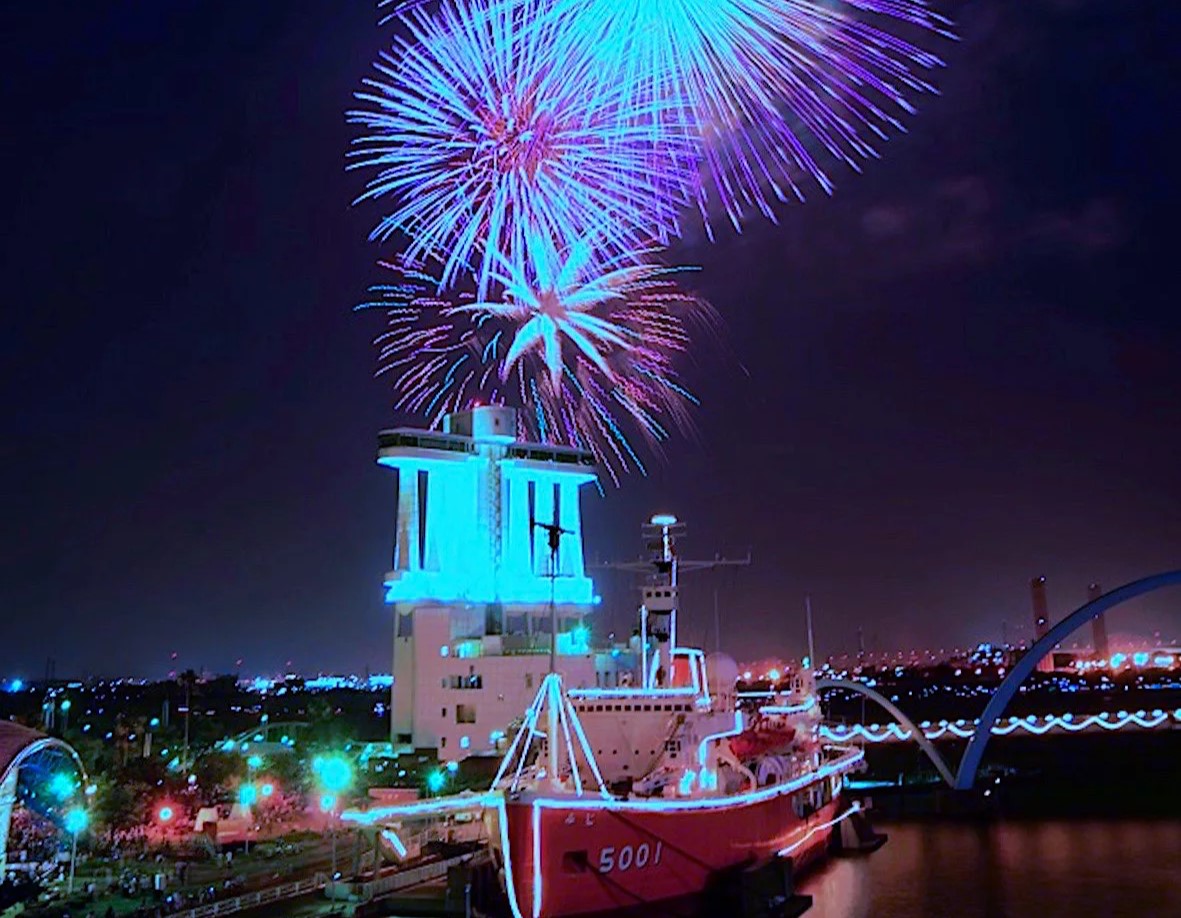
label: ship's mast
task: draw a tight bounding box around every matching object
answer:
[531,514,570,786]
[601,515,750,689]
[805,594,816,670]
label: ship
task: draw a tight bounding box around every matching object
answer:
[346,514,874,917]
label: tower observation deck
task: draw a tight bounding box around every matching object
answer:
[378,405,597,607]
[378,406,603,756]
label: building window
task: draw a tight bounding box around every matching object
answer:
[525,673,534,689]
[441,737,447,748]
[456,704,476,724]
[460,736,471,750]
[441,707,447,718]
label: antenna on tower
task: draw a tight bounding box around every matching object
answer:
[531,514,572,675]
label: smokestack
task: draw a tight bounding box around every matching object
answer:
[1088,583,1109,661]
[1031,576,1053,673]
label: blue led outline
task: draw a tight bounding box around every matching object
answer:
[522,746,864,813]
[776,802,861,858]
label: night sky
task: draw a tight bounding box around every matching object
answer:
[3,2,1178,678]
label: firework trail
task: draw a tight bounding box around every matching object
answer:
[349,0,695,298]
[552,0,952,233]
[358,240,714,481]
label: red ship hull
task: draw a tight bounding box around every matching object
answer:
[500,783,847,918]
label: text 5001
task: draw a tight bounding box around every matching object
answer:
[598,841,664,874]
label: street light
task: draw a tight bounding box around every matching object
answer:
[50,772,76,801]
[239,783,257,854]
[314,756,353,880]
[64,808,88,894]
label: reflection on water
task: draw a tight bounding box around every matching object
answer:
[800,820,1181,917]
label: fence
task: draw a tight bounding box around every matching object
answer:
[171,874,324,918]
[338,853,473,902]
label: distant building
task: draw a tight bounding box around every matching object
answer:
[377,406,634,760]
[1031,577,1053,673]
[1088,582,1110,661]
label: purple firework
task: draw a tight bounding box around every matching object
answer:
[553,0,953,233]
[349,0,695,299]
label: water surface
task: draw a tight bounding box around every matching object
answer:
[800,819,1181,917]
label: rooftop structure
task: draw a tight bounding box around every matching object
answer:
[378,407,612,758]
[378,405,596,607]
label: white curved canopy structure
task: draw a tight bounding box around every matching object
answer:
[0,722,87,875]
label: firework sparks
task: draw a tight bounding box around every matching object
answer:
[349,0,695,298]
[554,0,952,232]
[351,0,951,478]
[359,243,713,481]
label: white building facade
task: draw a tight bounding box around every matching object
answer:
[380,406,614,760]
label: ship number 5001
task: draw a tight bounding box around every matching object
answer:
[598,841,663,873]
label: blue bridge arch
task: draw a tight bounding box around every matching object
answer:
[954,569,1181,790]
[817,678,957,787]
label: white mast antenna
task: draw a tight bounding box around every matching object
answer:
[805,595,816,669]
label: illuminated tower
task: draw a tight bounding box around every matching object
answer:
[1031,576,1053,673]
[379,406,600,756]
[1088,582,1109,662]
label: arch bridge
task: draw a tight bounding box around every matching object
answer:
[816,570,1181,791]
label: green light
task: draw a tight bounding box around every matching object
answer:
[319,794,336,812]
[317,756,352,793]
[60,699,72,711]
[261,783,274,798]
[247,754,263,769]
[427,770,446,793]
[149,717,160,728]
[50,773,76,800]
[239,784,257,807]
[64,808,88,834]
[158,806,174,823]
